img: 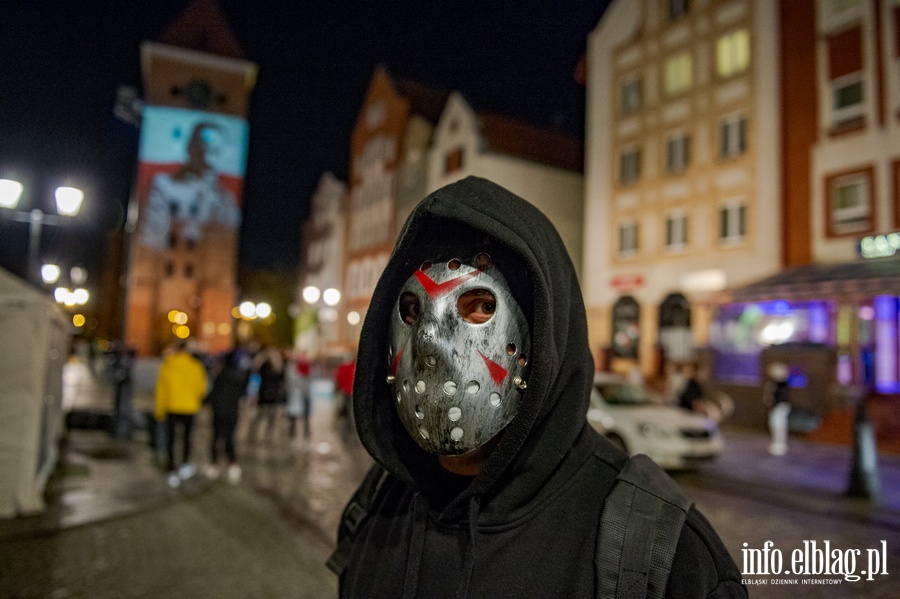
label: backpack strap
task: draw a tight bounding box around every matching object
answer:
[327,463,391,576]
[595,454,694,599]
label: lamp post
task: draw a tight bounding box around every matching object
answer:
[0,179,85,285]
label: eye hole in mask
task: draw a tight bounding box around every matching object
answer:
[457,289,496,324]
[399,292,421,325]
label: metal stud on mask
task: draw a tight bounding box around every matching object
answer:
[387,253,531,455]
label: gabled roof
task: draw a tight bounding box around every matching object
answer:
[392,76,450,124]
[479,112,584,173]
[158,0,245,59]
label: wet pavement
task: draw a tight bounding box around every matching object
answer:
[2,357,899,597]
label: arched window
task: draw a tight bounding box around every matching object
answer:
[658,293,693,362]
[611,296,641,359]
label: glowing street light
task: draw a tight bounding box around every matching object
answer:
[0,179,85,284]
[41,264,61,284]
[323,288,341,306]
[254,302,272,319]
[302,285,321,304]
[239,301,257,319]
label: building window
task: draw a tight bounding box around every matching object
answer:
[665,51,693,95]
[669,0,689,19]
[827,169,873,235]
[719,201,746,243]
[165,262,175,277]
[184,263,194,279]
[621,76,643,115]
[666,133,691,174]
[618,220,639,255]
[445,148,464,175]
[716,29,750,78]
[827,25,864,129]
[831,75,864,126]
[619,147,641,185]
[665,211,689,250]
[719,115,747,158]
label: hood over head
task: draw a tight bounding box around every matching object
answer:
[353,177,594,515]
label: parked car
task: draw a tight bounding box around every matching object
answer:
[587,373,723,470]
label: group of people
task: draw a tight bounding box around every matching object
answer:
[153,341,314,489]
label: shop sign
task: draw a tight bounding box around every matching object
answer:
[610,274,644,290]
[859,232,900,259]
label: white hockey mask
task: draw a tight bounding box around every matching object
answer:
[387,254,531,454]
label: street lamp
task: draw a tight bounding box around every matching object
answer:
[0,179,85,284]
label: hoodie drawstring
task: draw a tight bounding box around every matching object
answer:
[403,494,429,599]
[454,496,481,599]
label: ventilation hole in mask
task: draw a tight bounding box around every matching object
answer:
[403,380,409,392]
[490,392,502,407]
[420,261,432,272]
[415,380,426,393]
[448,406,462,422]
[466,381,480,394]
[418,426,430,439]
[450,427,464,441]
[517,353,528,366]
[506,343,516,356]
[448,259,462,271]
[396,392,402,404]
[425,355,437,367]
[475,253,491,268]
[415,405,424,419]
[443,381,457,395]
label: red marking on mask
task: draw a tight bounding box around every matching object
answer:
[414,268,481,299]
[391,348,404,377]
[478,351,508,386]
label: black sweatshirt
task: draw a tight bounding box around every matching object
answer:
[340,177,747,598]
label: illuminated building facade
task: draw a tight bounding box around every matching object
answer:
[342,67,448,348]
[585,0,900,431]
[123,0,257,356]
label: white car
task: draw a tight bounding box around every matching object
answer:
[587,374,723,470]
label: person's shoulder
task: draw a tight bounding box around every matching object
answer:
[667,508,747,597]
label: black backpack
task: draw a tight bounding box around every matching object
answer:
[328,454,693,599]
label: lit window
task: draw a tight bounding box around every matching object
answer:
[831,75,864,126]
[719,202,747,243]
[665,52,693,95]
[669,0,689,19]
[719,115,747,158]
[665,211,689,249]
[619,220,639,255]
[619,147,642,185]
[829,173,870,232]
[621,77,643,115]
[716,29,750,78]
[666,133,691,174]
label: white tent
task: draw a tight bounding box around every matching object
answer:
[0,267,69,518]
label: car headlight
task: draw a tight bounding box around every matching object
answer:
[638,422,672,438]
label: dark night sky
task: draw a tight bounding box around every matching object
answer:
[0,0,608,284]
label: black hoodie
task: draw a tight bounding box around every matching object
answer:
[341,177,746,598]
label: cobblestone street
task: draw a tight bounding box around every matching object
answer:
[1,484,336,599]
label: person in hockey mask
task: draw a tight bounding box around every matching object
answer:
[332,177,746,599]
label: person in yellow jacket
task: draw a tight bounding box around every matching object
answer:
[155,340,209,488]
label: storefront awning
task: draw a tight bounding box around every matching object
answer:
[730,256,900,303]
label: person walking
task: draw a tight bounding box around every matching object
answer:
[285,350,312,447]
[765,361,791,456]
[333,356,356,440]
[204,350,250,484]
[154,340,208,488]
[249,346,285,442]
